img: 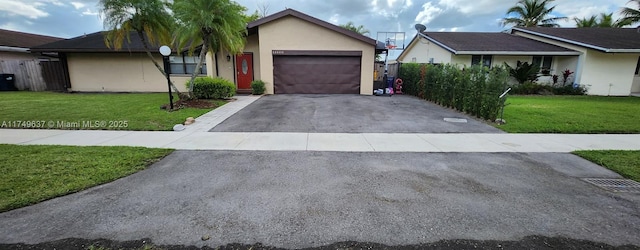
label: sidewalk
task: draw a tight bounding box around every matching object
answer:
[1,95,640,152]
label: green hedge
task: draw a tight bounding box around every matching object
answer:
[250,80,266,95]
[188,77,236,99]
[399,63,509,121]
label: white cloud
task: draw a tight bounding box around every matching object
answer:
[415,2,443,25]
[42,0,65,6]
[71,2,86,10]
[329,13,339,24]
[82,8,98,16]
[0,0,49,19]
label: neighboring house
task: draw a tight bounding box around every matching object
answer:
[0,29,66,91]
[0,29,62,60]
[32,9,379,95]
[397,28,640,96]
[511,27,640,96]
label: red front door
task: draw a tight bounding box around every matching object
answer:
[236,53,253,90]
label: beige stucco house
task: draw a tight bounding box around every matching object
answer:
[31,9,378,95]
[397,28,640,96]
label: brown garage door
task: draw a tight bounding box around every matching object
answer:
[273,55,361,94]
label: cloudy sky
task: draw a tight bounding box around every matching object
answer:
[0,0,632,58]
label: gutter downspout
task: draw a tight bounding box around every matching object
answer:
[0,46,30,53]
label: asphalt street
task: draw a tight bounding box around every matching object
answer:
[0,151,637,249]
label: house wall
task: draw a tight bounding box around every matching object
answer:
[581,51,637,96]
[211,34,261,89]
[257,16,375,95]
[398,37,452,64]
[513,30,639,96]
[67,53,190,92]
[451,55,471,67]
[633,76,640,93]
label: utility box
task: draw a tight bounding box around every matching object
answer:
[0,74,16,91]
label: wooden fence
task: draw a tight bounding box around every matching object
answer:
[0,59,67,91]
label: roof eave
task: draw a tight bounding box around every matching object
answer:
[456,51,581,56]
[29,48,150,53]
[418,33,458,54]
[248,9,376,46]
[607,49,640,53]
[0,46,30,53]
[512,27,613,53]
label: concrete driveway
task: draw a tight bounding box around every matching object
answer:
[1,151,638,249]
[210,95,503,133]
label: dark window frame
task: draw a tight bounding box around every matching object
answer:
[533,56,553,75]
[169,52,207,75]
[472,55,492,68]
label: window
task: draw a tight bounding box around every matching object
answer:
[471,55,492,67]
[532,56,553,75]
[169,53,207,75]
[635,57,640,75]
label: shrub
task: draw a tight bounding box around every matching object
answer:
[504,61,540,84]
[398,63,422,95]
[511,82,587,95]
[511,82,552,95]
[552,85,587,95]
[402,63,509,122]
[250,80,266,95]
[188,77,236,99]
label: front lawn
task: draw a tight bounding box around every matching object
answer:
[498,96,640,133]
[574,150,640,182]
[0,92,226,131]
[0,144,173,212]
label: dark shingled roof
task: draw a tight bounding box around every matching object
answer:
[248,9,376,46]
[513,27,640,52]
[0,29,63,48]
[31,31,159,53]
[423,32,577,54]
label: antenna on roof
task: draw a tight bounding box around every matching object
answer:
[414,24,427,33]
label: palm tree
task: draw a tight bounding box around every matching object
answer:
[99,0,182,95]
[172,0,247,97]
[620,0,640,25]
[574,16,598,27]
[502,0,567,27]
[574,13,632,28]
[339,22,370,35]
[598,13,632,27]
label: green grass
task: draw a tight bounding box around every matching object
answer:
[499,96,640,133]
[574,150,640,182]
[0,92,226,131]
[0,144,173,212]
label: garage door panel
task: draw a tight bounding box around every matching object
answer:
[274,55,361,94]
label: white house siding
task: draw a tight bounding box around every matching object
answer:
[399,38,452,64]
[513,30,638,96]
[581,51,637,96]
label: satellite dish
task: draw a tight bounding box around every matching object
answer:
[414,24,427,33]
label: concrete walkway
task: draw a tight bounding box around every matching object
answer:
[1,95,639,152]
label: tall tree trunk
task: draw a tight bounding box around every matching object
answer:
[187,38,209,97]
[137,31,184,97]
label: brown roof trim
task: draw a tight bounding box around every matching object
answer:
[248,9,376,46]
[272,50,362,56]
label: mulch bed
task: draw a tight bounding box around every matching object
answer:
[161,98,233,110]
